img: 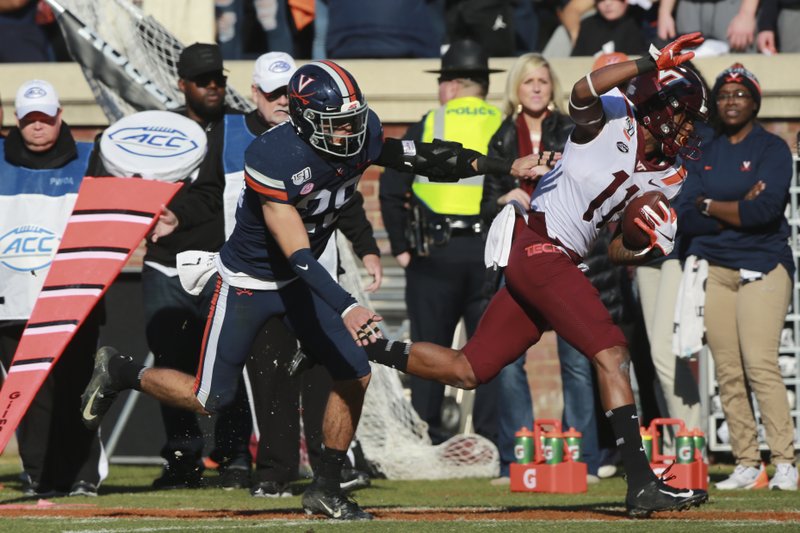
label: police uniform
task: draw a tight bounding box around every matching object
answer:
[380,94,502,441]
[0,125,106,494]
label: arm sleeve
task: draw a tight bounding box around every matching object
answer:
[378,122,422,256]
[289,248,357,315]
[338,191,380,259]
[738,138,793,227]
[757,0,779,32]
[480,130,517,226]
[170,123,225,230]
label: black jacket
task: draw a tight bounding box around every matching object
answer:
[480,111,573,225]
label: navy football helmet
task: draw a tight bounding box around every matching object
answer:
[288,61,369,157]
[626,66,709,160]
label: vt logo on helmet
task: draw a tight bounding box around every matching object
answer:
[288,61,369,158]
[626,66,709,160]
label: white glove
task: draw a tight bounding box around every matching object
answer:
[634,201,677,256]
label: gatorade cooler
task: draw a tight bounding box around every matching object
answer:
[510,419,587,494]
[647,418,708,490]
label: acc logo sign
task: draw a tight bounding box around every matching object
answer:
[107,125,200,158]
[0,226,58,272]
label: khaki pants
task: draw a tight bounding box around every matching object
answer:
[637,260,701,437]
[705,263,795,466]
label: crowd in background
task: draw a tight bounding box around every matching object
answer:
[2,0,800,65]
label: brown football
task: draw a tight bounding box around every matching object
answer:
[621,191,668,250]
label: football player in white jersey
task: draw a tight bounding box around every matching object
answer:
[363,33,711,516]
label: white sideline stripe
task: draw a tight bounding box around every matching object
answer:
[9,363,51,373]
[40,289,103,298]
[69,214,153,225]
[54,252,127,261]
[244,164,285,190]
[195,281,228,407]
[23,325,76,335]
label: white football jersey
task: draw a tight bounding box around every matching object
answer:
[530,88,685,258]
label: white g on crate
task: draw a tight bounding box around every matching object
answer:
[523,468,537,489]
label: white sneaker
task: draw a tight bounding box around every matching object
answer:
[597,465,617,479]
[715,464,766,490]
[769,464,798,491]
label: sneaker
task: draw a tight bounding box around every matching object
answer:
[80,346,125,430]
[489,476,510,486]
[20,472,38,496]
[220,465,251,490]
[69,481,98,497]
[598,464,618,479]
[587,474,600,485]
[251,481,292,498]
[302,480,373,520]
[716,464,767,490]
[769,463,798,491]
[340,467,370,491]
[152,461,205,490]
[626,478,708,517]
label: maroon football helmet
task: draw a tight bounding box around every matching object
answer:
[626,66,709,160]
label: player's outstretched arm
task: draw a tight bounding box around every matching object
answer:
[377,138,556,183]
[570,32,704,142]
[259,197,382,346]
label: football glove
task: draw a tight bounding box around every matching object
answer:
[649,32,704,70]
[634,201,677,256]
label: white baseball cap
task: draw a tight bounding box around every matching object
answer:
[15,79,61,118]
[253,52,297,93]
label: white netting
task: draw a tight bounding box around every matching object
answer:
[54,0,498,479]
[337,233,499,479]
[53,0,253,122]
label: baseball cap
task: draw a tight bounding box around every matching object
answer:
[15,79,60,118]
[178,43,224,80]
[253,52,297,93]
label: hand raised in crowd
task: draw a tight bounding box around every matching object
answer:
[342,305,384,346]
[657,12,677,41]
[650,31,704,70]
[149,205,179,243]
[757,31,778,55]
[361,253,383,293]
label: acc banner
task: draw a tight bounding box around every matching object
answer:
[0,177,180,454]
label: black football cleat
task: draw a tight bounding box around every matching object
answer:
[80,346,125,430]
[626,477,708,517]
[302,480,373,520]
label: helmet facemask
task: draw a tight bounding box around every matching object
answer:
[301,100,369,158]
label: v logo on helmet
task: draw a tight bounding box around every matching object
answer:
[297,74,315,92]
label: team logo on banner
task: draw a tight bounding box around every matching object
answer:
[107,125,200,158]
[0,226,58,272]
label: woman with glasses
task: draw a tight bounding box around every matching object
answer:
[677,63,798,491]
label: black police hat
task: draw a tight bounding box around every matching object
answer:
[177,43,224,80]
[425,39,505,79]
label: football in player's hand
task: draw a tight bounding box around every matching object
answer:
[622,191,668,250]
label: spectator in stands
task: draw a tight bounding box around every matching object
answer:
[0,79,105,496]
[657,0,758,52]
[216,0,245,59]
[757,0,800,54]
[445,0,516,56]
[677,63,797,491]
[0,0,50,62]
[326,0,441,58]
[571,0,648,57]
[479,53,571,484]
[380,39,504,444]
[143,43,253,490]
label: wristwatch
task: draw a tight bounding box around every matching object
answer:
[701,198,712,216]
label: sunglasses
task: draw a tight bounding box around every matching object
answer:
[191,73,227,88]
[260,86,288,102]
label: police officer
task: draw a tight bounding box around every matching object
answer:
[0,80,105,496]
[379,40,504,443]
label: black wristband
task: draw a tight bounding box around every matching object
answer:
[476,156,513,175]
[634,55,656,75]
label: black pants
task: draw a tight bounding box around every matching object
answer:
[0,306,105,492]
[245,317,330,484]
[405,234,499,443]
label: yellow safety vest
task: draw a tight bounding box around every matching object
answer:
[412,96,502,216]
